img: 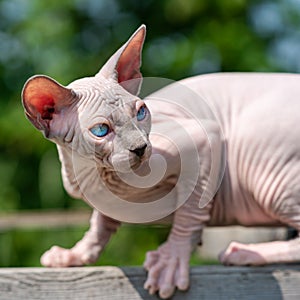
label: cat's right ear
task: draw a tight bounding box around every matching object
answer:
[97,25,146,96]
[22,75,76,137]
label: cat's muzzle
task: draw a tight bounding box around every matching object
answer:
[111,142,152,173]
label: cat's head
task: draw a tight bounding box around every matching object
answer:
[22,25,152,173]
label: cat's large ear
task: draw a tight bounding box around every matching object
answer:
[22,75,76,137]
[97,25,146,95]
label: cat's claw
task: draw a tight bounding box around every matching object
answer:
[143,241,190,299]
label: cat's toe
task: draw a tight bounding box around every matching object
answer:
[144,250,159,270]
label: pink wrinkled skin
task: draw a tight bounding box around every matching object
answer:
[22,25,300,299]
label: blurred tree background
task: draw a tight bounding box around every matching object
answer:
[0,0,300,267]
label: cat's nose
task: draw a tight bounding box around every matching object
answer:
[130,144,147,157]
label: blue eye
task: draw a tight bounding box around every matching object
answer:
[137,105,147,121]
[90,124,110,137]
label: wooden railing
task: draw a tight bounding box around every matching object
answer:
[1,265,300,299]
[0,210,299,299]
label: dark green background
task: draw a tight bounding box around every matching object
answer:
[0,0,299,266]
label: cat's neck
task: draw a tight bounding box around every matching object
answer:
[97,162,174,203]
[97,162,150,190]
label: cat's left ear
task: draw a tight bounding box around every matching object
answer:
[97,25,146,96]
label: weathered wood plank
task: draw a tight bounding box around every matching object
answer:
[0,265,300,299]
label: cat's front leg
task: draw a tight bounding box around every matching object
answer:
[41,209,120,267]
[143,198,212,299]
[143,234,194,298]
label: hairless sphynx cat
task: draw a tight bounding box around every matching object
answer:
[22,25,300,298]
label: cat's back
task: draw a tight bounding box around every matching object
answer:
[147,72,300,148]
[179,72,300,131]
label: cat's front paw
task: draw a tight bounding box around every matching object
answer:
[41,244,102,267]
[143,241,190,299]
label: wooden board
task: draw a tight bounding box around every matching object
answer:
[1,265,300,299]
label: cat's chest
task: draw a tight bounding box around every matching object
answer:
[99,168,177,203]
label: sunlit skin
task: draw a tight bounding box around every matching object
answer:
[22,26,300,299]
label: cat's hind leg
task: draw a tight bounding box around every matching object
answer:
[219,197,300,266]
[219,238,300,266]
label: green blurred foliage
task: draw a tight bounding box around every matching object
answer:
[0,0,300,266]
[0,224,215,267]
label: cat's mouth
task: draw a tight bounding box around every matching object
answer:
[130,156,147,170]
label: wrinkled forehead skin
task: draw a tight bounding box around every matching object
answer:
[69,75,138,119]
[60,75,148,157]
